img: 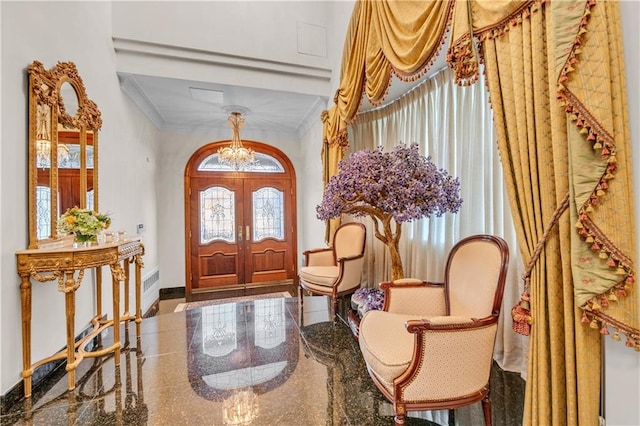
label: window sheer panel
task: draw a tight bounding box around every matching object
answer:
[350,67,526,375]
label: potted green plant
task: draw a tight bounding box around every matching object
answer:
[57,207,111,245]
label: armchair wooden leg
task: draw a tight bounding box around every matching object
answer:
[394,404,406,425]
[299,286,304,308]
[332,298,338,322]
[447,409,456,426]
[482,392,492,426]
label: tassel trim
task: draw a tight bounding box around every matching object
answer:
[447,0,544,86]
[512,291,532,336]
[558,0,639,350]
[582,309,640,352]
[446,32,481,86]
[323,128,350,149]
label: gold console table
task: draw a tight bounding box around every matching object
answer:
[15,238,145,398]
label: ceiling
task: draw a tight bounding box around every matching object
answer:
[118,55,448,139]
[118,73,328,137]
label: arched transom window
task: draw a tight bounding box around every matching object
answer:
[198,152,284,173]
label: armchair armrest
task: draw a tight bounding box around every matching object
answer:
[336,253,364,263]
[405,315,497,333]
[303,247,334,266]
[395,315,500,401]
[380,280,447,317]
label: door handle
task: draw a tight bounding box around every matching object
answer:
[246,225,250,242]
[238,226,243,241]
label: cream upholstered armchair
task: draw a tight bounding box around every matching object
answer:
[298,222,366,320]
[358,234,509,425]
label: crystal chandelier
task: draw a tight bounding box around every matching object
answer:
[36,105,68,167]
[217,111,256,171]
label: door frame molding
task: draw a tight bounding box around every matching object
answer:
[184,140,298,295]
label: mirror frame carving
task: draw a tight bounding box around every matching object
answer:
[27,61,102,248]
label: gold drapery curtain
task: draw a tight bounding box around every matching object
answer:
[321,0,455,241]
[451,0,637,338]
[330,0,454,131]
[474,2,599,424]
[322,0,638,424]
[453,1,638,422]
[321,108,348,242]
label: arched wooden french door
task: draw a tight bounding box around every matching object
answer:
[185,141,297,294]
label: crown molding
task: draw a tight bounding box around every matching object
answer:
[118,73,167,131]
[297,97,327,139]
[113,38,332,96]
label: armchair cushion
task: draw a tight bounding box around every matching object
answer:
[300,279,337,295]
[358,310,416,387]
[299,266,339,287]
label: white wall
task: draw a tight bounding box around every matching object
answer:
[112,1,332,97]
[300,0,355,252]
[605,2,640,425]
[0,2,160,394]
[112,1,330,69]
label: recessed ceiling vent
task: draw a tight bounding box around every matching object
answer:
[189,87,224,104]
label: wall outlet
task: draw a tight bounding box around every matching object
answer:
[137,223,144,234]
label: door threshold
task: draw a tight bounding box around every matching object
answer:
[187,280,296,302]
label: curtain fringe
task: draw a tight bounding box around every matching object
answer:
[555,0,638,348]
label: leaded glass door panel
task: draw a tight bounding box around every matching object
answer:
[189,177,244,289]
[244,178,294,285]
[188,176,295,291]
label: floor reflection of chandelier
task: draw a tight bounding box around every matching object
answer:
[222,389,259,425]
[217,111,257,171]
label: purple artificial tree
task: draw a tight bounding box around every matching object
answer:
[316,143,462,280]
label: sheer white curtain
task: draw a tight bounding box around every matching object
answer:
[349,67,527,374]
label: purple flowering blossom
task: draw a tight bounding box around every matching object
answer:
[351,287,385,317]
[317,143,462,222]
[362,289,385,313]
[316,143,462,280]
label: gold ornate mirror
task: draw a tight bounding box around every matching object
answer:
[28,61,102,248]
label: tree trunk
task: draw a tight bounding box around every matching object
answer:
[388,241,404,281]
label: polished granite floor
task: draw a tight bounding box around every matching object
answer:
[1,292,525,425]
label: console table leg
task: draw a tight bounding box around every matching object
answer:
[135,256,142,335]
[20,276,32,398]
[112,273,121,366]
[123,259,130,317]
[96,266,102,319]
[64,283,76,391]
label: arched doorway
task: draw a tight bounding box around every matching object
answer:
[184,141,297,295]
